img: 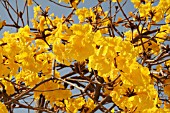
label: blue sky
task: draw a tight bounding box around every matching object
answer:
[0,0,135,36]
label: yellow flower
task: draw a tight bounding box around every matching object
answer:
[0,79,15,95]
[111,109,114,113]
[59,0,80,9]
[139,2,152,17]
[165,14,170,23]
[83,98,96,113]
[112,0,122,2]
[131,0,141,8]
[27,0,33,6]
[39,16,45,32]
[59,0,69,3]
[70,0,79,9]
[160,24,170,33]
[0,102,8,113]
[33,6,41,19]
[164,79,170,97]
[75,7,96,22]
[64,97,85,113]
[165,60,170,66]
[0,20,6,29]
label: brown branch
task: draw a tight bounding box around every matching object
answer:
[5,78,53,105]
[53,73,86,91]
[92,95,112,112]
[5,24,37,30]
[1,0,18,27]
[93,72,104,102]
[14,101,53,113]
[109,0,115,37]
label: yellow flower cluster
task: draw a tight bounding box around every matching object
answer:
[0,25,72,109]
[124,29,160,55]
[0,78,15,95]
[0,0,170,112]
[0,102,8,113]
[53,23,95,65]
[59,0,84,8]
[64,97,96,113]
[75,7,96,22]
[89,30,138,79]
[131,0,170,23]
[34,78,72,104]
[156,24,170,43]
[27,0,33,6]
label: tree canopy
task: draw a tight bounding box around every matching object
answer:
[0,0,170,112]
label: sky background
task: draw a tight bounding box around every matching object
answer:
[0,0,135,113]
[0,0,135,37]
